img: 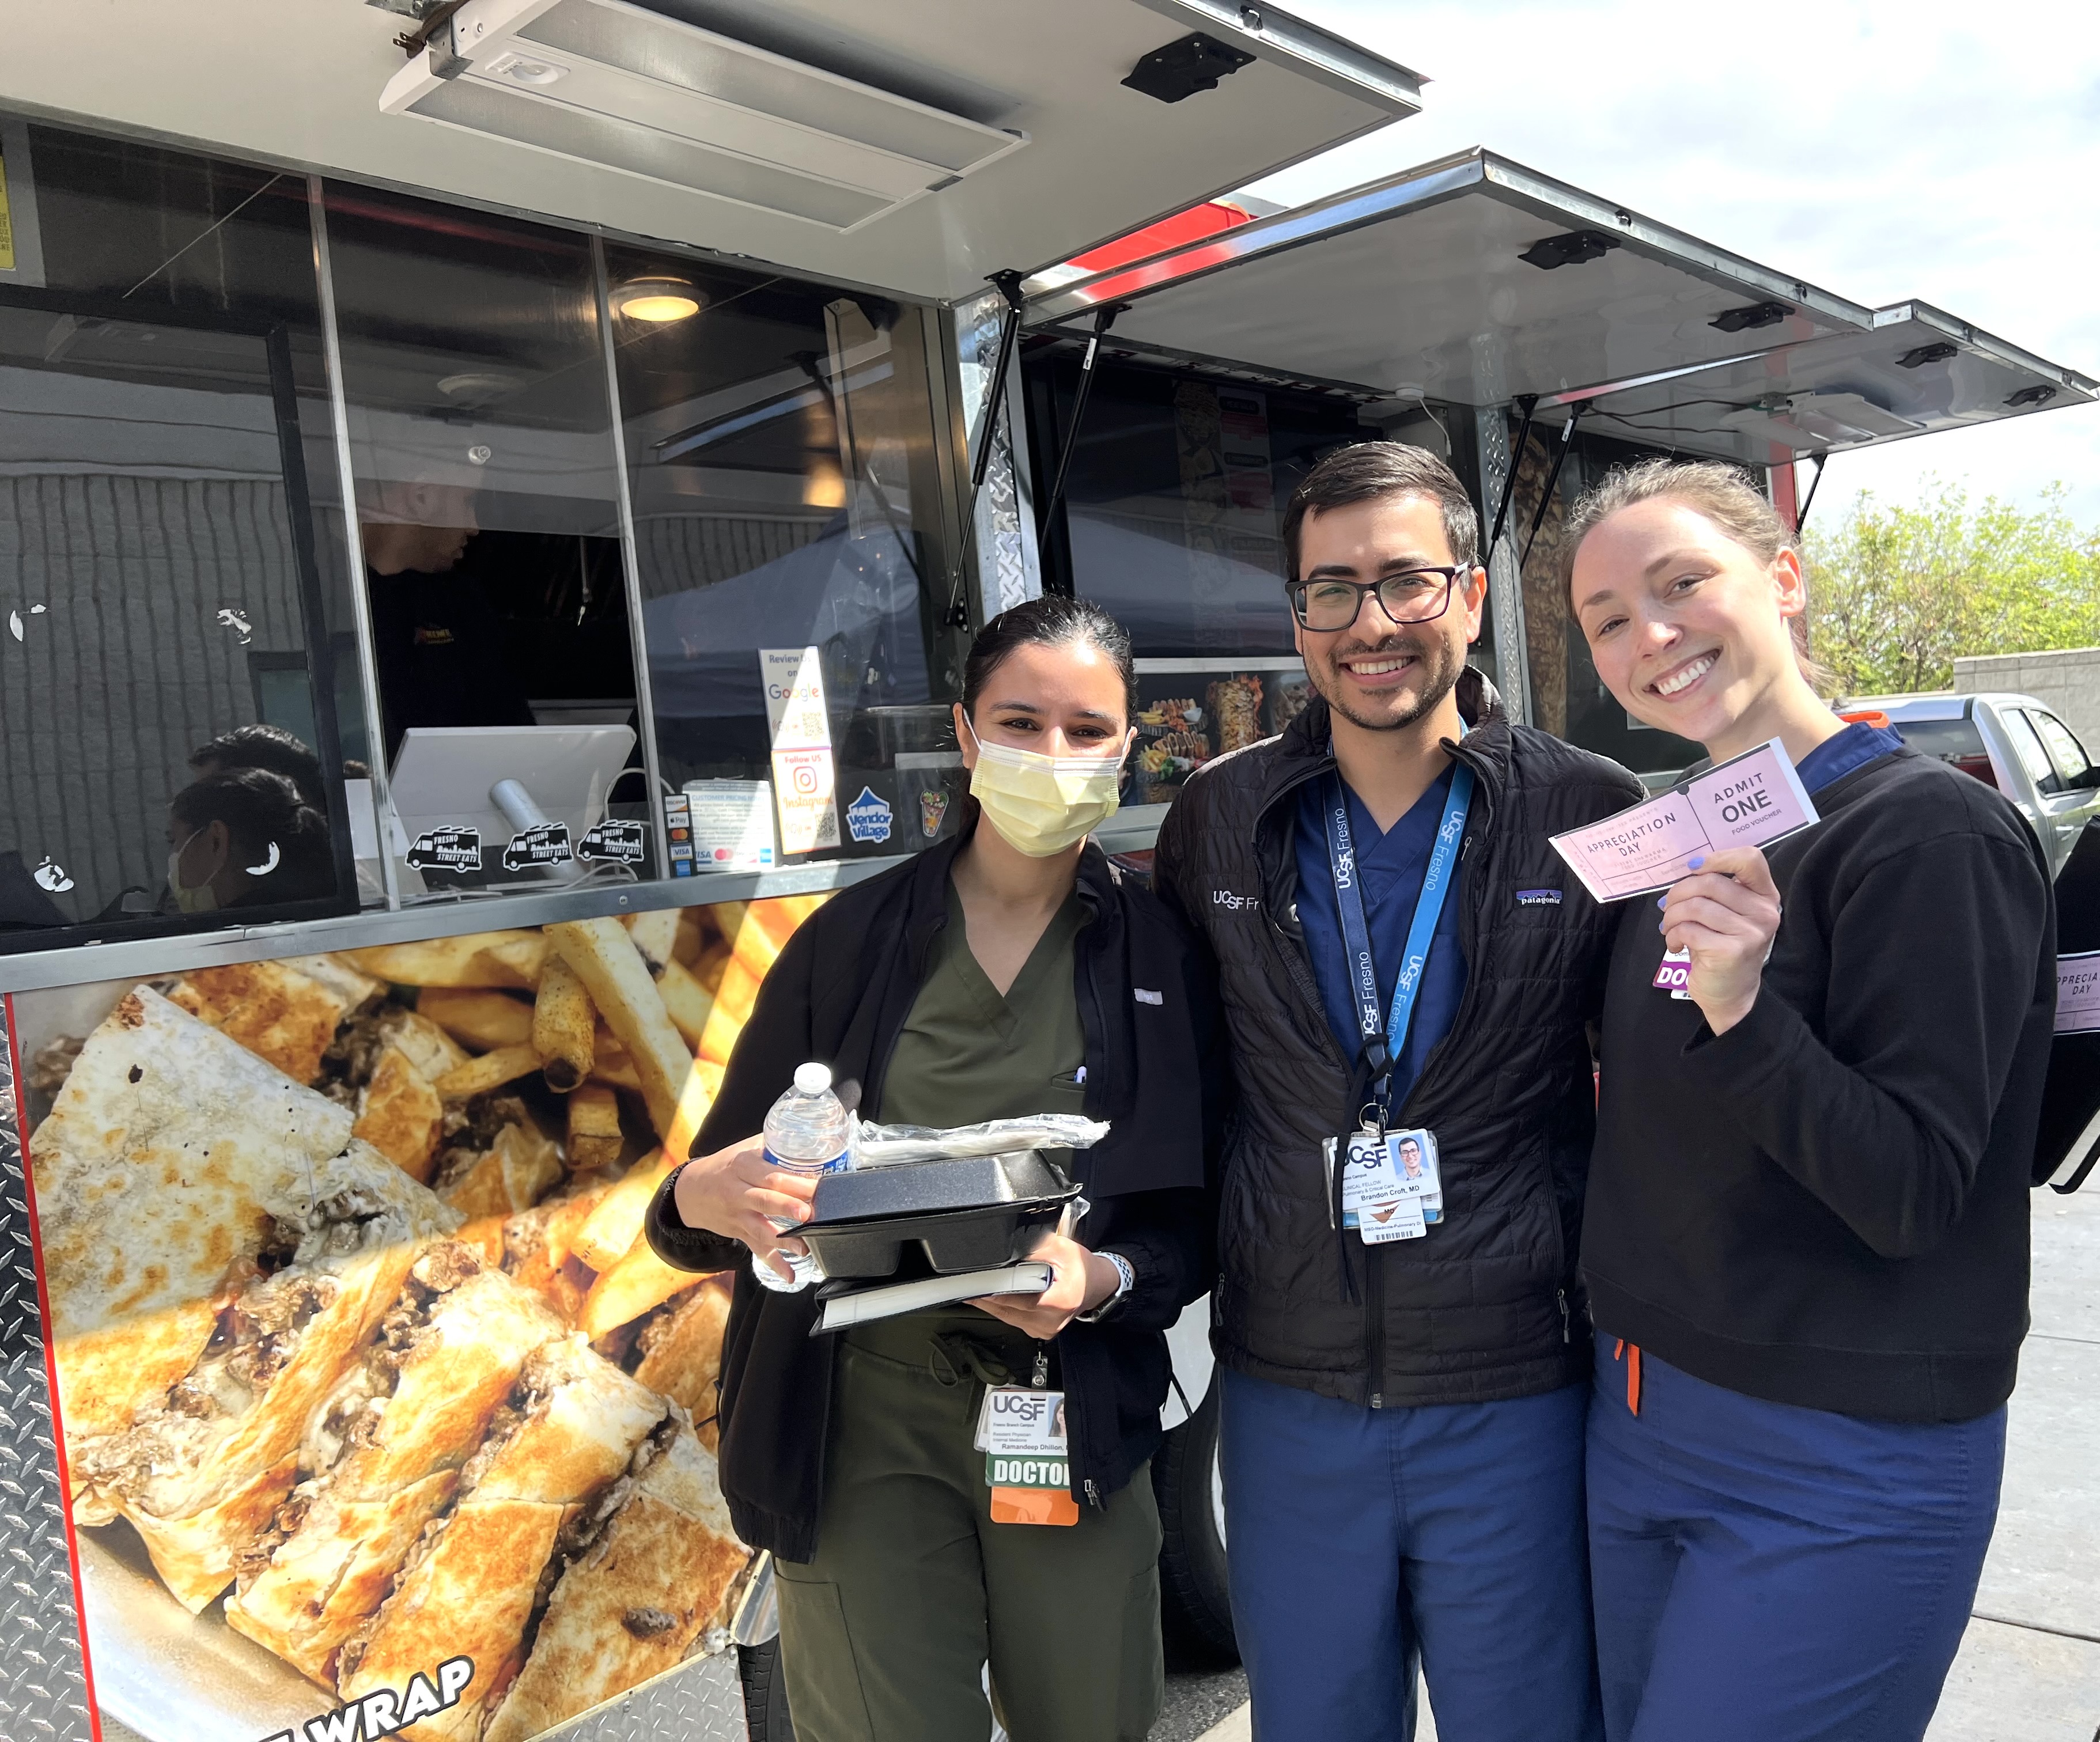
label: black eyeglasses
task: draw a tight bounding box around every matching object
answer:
[1286,566,1466,633]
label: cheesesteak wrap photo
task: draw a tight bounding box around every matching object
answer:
[11,897,823,1742]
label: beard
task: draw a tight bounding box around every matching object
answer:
[1308,628,1465,734]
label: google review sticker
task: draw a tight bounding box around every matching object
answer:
[1550,737,1819,904]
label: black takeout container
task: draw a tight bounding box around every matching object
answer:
[800,1151,1081,1279]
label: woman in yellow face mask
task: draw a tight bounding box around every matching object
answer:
[648,597,1224,1742]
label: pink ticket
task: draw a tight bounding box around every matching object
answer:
[1550,738,1821,903]
[2059,952,2100,1035]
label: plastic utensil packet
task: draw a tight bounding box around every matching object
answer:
[852,1114,1111,1168]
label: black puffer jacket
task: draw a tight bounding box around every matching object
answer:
[1153,669,1644,1407]
[646,830,1224,1561]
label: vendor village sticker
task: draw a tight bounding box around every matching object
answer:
[501,822,573,871]
[405,827,480,873]
[845,786,893,844]
[577,817,646,864]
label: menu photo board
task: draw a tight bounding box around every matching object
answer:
[4,892,826,1742]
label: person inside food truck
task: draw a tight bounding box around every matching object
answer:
[1152,441,1646,1742]
[188,722,330,810]
[647,596,1223,1742]
[358,475,532,758]
[163,767,335,912]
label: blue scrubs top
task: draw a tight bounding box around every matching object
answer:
[1795,721,1906,794]
[1293,764,1469,1114]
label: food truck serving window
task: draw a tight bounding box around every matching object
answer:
[606,241,956,872]
[0,126,359,950]
[324,184,657,902]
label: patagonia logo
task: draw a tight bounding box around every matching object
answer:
[1133,987,1163,1006]
[1212,890,1260,911]
[1515,888,1564,907]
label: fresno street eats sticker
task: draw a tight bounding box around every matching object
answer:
[2060,952,2100,1035]
[1550,738,1820,904]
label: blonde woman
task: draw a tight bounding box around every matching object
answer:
[1563,460,2055,1742]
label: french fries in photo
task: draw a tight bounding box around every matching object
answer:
[543,1176,616,1271]
[654,957,713,1051]
[572,1151,676,1275]
[547,918,694,1138]
[532,955,596,1093]
[580,1240,697,1339]
[384,1009,471,1081]
[592,1028,642,1092]
[566,1083,625,1172]
[726,896,807,980]
[672,907,708,968]
[342,930,547,990]
[417,988,534,1052]
[433,1042,542,1102]
[698,956,760,1067]
[663,1058,715,1167]
[694,941,731,996]
[624,908,680,976]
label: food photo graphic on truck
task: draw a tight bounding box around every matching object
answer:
[10,899,820,1742]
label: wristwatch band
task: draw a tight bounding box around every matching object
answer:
[1077,1250,1136,1322]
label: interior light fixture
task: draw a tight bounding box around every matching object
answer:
[612,277,703,323]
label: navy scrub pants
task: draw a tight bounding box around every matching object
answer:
[1588,1332,2004,1742]
[1220,1366,1603,1742]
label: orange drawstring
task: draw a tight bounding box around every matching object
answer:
[1612,1339,1643,1416]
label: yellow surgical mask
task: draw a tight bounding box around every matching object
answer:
[168,830,220,915]
[963,717,1129,857]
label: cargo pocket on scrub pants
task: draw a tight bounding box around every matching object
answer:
[771,1574,877,1742]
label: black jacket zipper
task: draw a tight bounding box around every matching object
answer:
[1243,726,1506,1405]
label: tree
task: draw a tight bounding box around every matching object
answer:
[1802,479,2100,696]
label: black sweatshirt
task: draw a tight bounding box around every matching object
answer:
[1582,745,2056,1423]
[645,831,1225,1559]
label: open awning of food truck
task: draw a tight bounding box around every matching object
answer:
[1021,147,2095,456]
[0,0,1424,304]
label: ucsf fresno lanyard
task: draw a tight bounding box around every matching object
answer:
[1320,762,1475,1124]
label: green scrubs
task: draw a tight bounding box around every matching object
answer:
[773,883,1166,1742]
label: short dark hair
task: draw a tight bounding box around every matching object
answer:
[190,723,325,806]
[1281,442,1481,581]
[963,595,1136,721]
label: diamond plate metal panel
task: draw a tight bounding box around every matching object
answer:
[957,289,1042,622]
[0,997,98,1742]
[533,1648,747,1742]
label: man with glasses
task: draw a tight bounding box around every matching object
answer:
[1154,443,1643,1742]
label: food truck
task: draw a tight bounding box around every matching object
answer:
[0,6,2089,1742]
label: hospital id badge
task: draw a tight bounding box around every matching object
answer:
[1338,1128,1441,1242]
[977,1388,1077,1525]
[1652,945,1693,999]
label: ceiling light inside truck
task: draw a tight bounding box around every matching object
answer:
[612,277,702,322]
[380,0,1028,233]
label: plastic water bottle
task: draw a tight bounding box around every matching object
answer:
[751,1061,852,1294]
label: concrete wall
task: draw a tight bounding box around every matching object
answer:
[1955,646,2100,750]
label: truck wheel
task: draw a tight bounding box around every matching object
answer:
[739,1638,795,1741]
[1155,1380,1237,1666]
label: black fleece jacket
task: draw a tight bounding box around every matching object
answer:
[1155,669,1647,1407]
[1584,746,2056,1422]
[646,830,1225,1560]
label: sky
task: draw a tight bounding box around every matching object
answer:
[1239,0,2100,528]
